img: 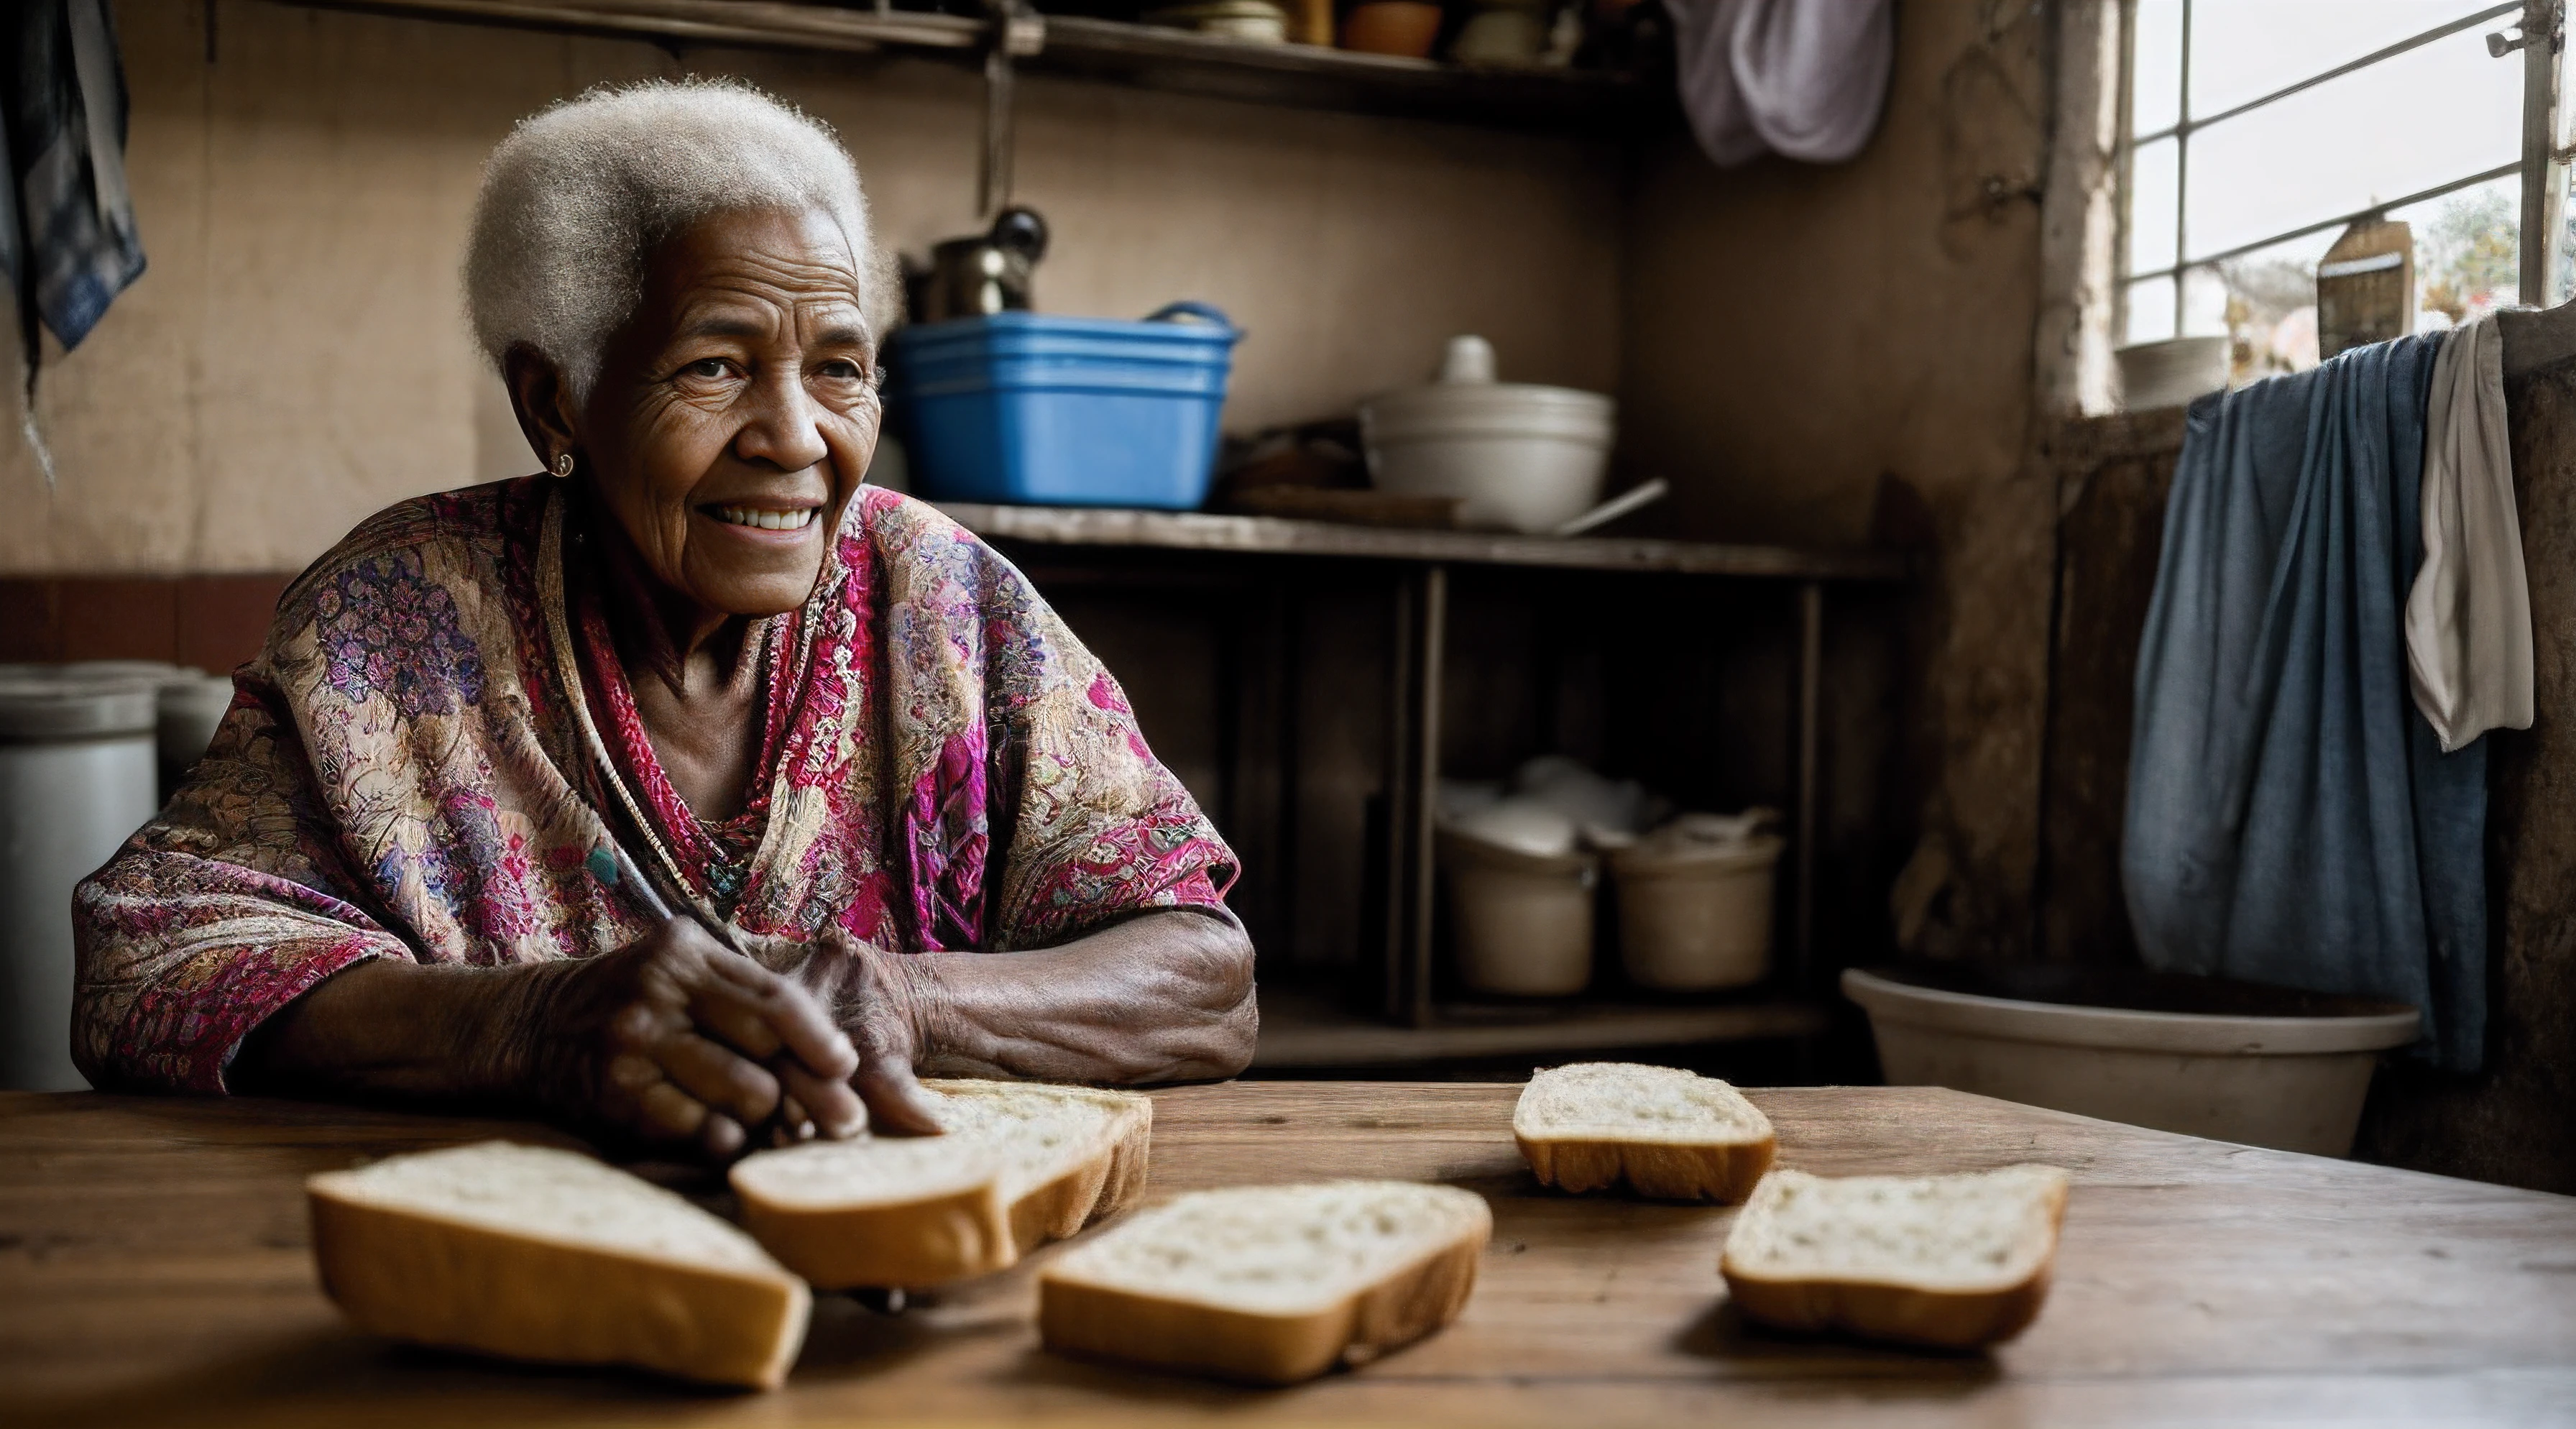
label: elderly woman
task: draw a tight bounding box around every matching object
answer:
[70,81,1255,1156]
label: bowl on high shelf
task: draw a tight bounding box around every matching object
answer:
[2115,335,2229,412]
[1361,334,1616,535]
[1842,961,2420,1157]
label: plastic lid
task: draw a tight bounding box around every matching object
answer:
[0,666,165,741]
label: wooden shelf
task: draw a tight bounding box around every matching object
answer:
[1029,17,1660,132]
[282,0,1664,133]
[1251,988,1829,1069]
[938,501,1914,581]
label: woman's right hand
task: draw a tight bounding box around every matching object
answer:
[518,918,867,1159]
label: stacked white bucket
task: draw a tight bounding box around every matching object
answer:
[0,663,233,1090]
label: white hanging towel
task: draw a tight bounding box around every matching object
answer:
[1668,0,1894,168]
[2406,312,2534,752]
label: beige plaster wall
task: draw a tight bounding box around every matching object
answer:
[0,0,1620,574]
[1616,1,2057,958]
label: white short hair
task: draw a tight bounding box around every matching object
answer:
[464,78,889,398]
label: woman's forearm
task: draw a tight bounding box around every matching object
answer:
[895,909,1258,1085]
[231,957,549,1103]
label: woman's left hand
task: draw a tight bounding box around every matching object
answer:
[756,929,947,1136]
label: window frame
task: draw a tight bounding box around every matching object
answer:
[2112,0,2557,346]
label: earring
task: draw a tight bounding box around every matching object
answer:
[551,451,575,479]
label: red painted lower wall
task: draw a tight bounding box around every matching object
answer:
[0,575,295,676]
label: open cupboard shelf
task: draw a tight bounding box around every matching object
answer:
[285,0,1668,132]
[948,502,1910,1058]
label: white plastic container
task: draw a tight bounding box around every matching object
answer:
[1842,965,2422,1157]
[0,668,165,1090]
[1608,832,1781,991]
[1438,826,1596,996]
[1361,335,1615,535]
[155,671,236,794]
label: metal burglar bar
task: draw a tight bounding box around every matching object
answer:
[2115,0,2560,342]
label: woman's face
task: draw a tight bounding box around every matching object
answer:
[579,205,880,619]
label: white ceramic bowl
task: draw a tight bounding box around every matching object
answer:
[2115,336,2229,411]
[1361,383,1614,534]
[1843,965,2420,1157]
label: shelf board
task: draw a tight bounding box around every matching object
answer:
[1251,989,1829,1070]
[280,1,1662,132]
[937,502,1914,582]
[285,0,993,55]
[1030,17,1661,132]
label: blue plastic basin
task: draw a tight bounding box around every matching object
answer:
[886,305,1241,510]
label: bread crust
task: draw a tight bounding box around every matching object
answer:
[1720,1261,2056,1350]
[1517,1132,1777,1202]
[732,1085,1154,1289]
[735,1180,1016,1289]
[1038,1211,1489,1384]
[1718,1173,2069,1350]
[307,1185,809,1390]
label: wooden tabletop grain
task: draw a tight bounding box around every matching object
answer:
[4,1083,2572,1428]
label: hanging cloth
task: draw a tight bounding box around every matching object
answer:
[1667,0,1895,168]
[2124,334,2487,1072]
[0,0,147,479]
[2406,312,2533,753]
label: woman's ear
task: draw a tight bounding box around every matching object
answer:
[501,343,581,471]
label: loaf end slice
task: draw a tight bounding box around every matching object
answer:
[306,1141,809,1390]
[1039,1180,1491,1385]
[1513,1062,1777,1201]
[730,1079,1151,1288]
[1719,1164,2071,1350]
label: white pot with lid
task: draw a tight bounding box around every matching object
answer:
[1360,336,1616,535]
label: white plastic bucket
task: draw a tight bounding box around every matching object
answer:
[0,668,165,1090]
[1608,834,1781,991]
[1438,827,1596,997]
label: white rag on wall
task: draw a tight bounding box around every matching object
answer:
[2406,312,2534,753]
[1668,0,1894,167]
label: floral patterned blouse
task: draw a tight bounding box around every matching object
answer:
[71,477,1236,1093]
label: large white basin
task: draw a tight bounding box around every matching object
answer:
[1843,964,2421,1157]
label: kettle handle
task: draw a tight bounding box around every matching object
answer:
[1145,300,1237,334]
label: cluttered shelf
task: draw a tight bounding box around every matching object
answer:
[280,0,1665,132]
[1248,987,1828,1068]
[935,500,1914,580]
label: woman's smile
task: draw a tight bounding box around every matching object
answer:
[703,502,821,533]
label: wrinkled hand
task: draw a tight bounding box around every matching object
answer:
[754,927,947,1136]
[520,919,866,1159]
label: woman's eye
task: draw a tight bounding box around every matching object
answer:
[683,358,730,380]
[817,359,865,381]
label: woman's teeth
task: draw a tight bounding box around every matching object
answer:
[711,505,816,531]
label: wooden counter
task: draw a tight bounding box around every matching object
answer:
[6,1083,2573,1427]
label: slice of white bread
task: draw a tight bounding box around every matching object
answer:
[305,1140,809,1390]
[1513,1061,1777,1201]
[1038,1180,1491,1385]
[1719,1164,2071,1349]
[729,1078,1151,1289]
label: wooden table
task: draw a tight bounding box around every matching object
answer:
[6,1084,2573,1427]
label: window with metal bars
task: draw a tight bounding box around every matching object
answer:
[2115,0,2569,378]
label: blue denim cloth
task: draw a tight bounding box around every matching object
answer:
[2124,334,2485,1071]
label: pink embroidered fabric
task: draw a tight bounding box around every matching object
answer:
[70,479,1236,1093]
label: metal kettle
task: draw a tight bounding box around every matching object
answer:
[915,206,1049,323]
